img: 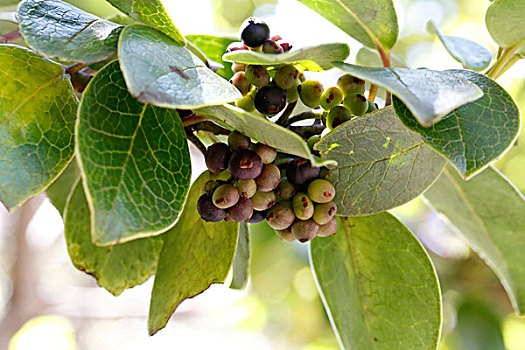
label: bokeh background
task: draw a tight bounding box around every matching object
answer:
[0,0,524,349]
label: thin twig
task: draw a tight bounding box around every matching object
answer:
[368,84,378,102]
[285,111,323,126]
[276,100,297,126]
[194,120,231,135]
[181,114,207,127]
[185,129,207,155]
[376,43,392,106]
[288,124,325,139]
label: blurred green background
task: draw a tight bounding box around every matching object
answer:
[0,0,524,349]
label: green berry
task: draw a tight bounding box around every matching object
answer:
[277,179,296,200]
[245,65,270,87]
[212,184,240,209]
[228,131,251,151]
[320,86,343,110]
[317,217,338,237]
[307,135,320,152]
[307,179,336,203]
[366,100,378,113]
[292,193,314,220]
[256,164,281,192]
[230,71,251,96]
[326,105,352,130]
[235,94,255,112]
[313,201,337,225]
[254,143,277,164]
[343,94,368,116]
[251,190,276,211]
[291,220,319,243]
[299,80,324,108]
[236,179,257,199]
[274,64,299,90]
[286,85,299,103]
[266,201,295,230]
[275,227,295,242]
[337,74,365,96]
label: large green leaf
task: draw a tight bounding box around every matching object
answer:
[310,215,442,350]
[297,0,398,52]
[316,107,445,216]
[0,45,77,210]
[230,222,251,290]
[427,20,492,71]
[105,0,185,45]
[18,0,122,63]
[64,180,163,296]
[223,43,350,71]
[486,0,525,50]
[46,158,79,216]
[334,62,483,127]
[76,60,191,245]
[424,166,525,315]
[118,25,241,109]
[186,35,237,80]
[394,70,519,179]
[148,171,239,335]
[197,104,334,167]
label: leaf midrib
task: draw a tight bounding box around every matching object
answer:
[332,0,378,49]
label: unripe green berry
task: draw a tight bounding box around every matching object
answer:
[343,93,368,116]
[291,220,319,243]
[274,64,299,90]
[307,179,336,203]
[235,94,255,112]
[275,227,295,242]
[256,164,281,192]
[228,131,251,151]
[292,193,314,220]
[337,74,365,96]
[320,86,343,110]
[326,105,352,130]
[251,190,276,211]
[245,65,270,87]
[366,100,378,113]
[286,85,299,103]
[230,72,251,96]
[317,217,338,237]
[236,179,257,199]
[313,201,337,225]
[299,80,324,108]
[277,179,296,200]
[212,184,240,209]
[307,135,320,152]
[254,143,277,164]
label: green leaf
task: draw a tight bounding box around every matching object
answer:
[186,35,237,80]
[230,222,251,290]
[118,25,241,109]
[76,60,191,245]
[46,158,79,216]
[310,215,442,350]
[105,0,185,45]
[424,166,525,315]
[297,0,398,51]
[0,0,18,6]
[333,62,484,127]
[64,180,163,296]
[486,0,525,49]
[197,104,335,167]
[148,171,239,335]
[223,43,350,71]
[18,0,122,63]
[316,107,445,216]
[394,70,520,178]
[0,44,77,210]
[356,47,407,68]
[426,20,492,71]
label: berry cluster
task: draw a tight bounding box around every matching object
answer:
[196,131,338,242]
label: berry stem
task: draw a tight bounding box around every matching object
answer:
[181,114,207,126]
[285,111,323,126]
[276,100,297,126]
[185,129,207,155]
[368,84,378,102]
[193,120,231,135]
[0,29,21,43]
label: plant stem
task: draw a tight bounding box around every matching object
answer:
[487,43,523,79]
[185,129,207,155]
[288,124,325,139]
[276,100,297,126]
[376,43,392,106]
[193,120,231,135]
[0,29,21,43]
[285,111,323,126]
[181,114,207,127]
[368,84,378,102]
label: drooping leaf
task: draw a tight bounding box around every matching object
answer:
[486,0,525,50]
[394,70,519,178]
[186,34,237,80]
[76,60,191,245]
[118,25,241,109]
[426,20,492,71]
[197,104,335,167]
[230,222,251,290]
[46,158,79,216]
[316,107,445,216]
[64,180,164,296]
[310,215,442,350]
[0,44,77,210]
[424,166,525,315]
[334,62,483,127]
[297,0,398,52]
[356,46,407,68]
[222,43,350,71]
[105,0,185,45]
[18,0,122,63]
[148,171,239,335]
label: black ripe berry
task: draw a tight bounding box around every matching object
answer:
[228,197,254,222]
[286,158,320,185]
[228,150,264,180]
[254,86,287,115]
[249,210,267,224]
[197,193,226,222]
[240,17,270,48]
[205,143,231,173]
